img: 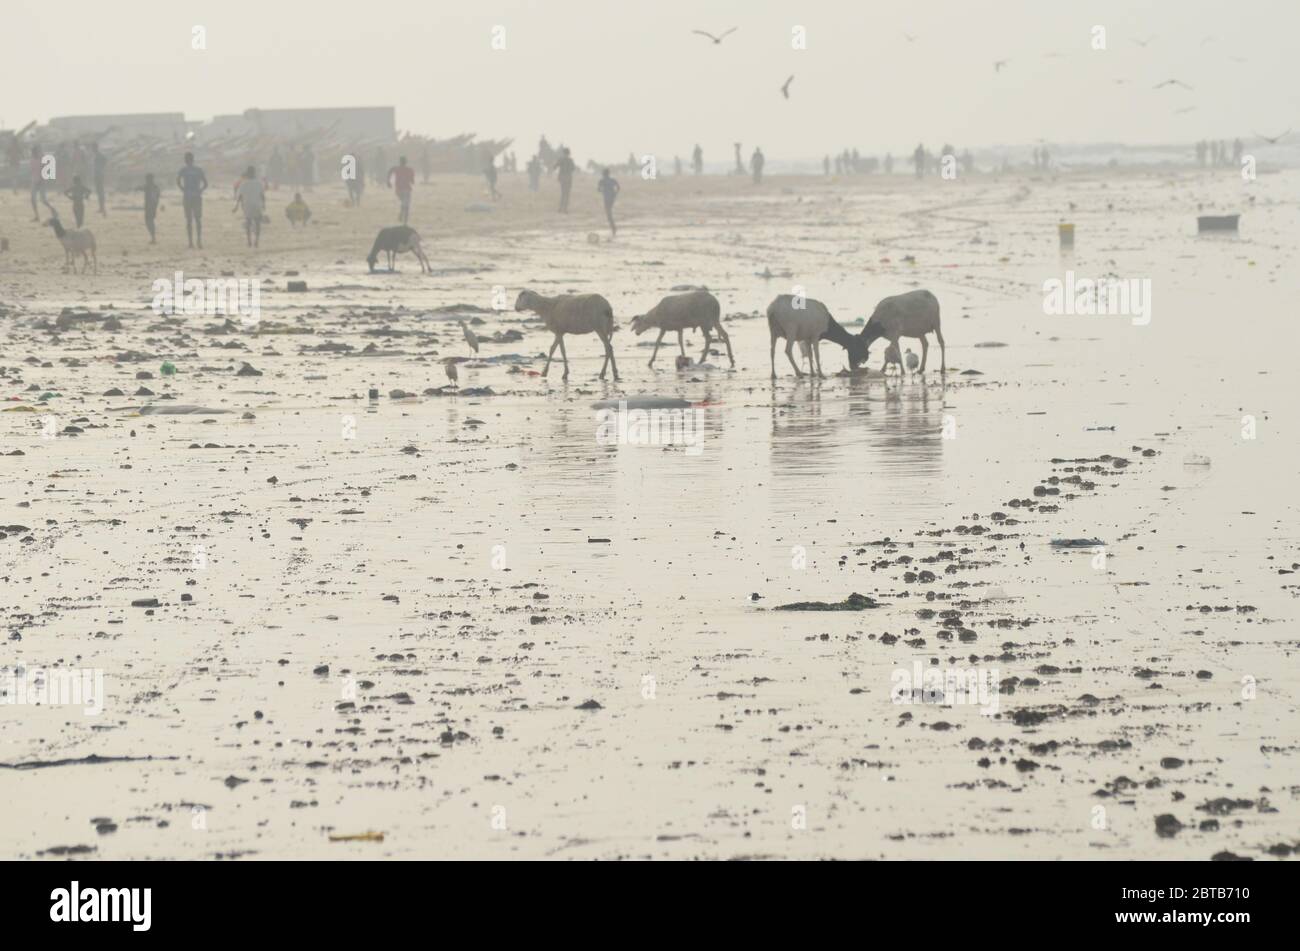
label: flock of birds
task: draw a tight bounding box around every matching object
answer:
[689,24,1291,137]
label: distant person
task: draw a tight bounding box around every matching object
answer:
[526,154,542,192]
[234,165,266,247]
[597,168,620,235]
[912,143,926,178]
[555,147,575,212]
[420,146,432,184]
[285,192,311,227]
[884,153,894,175]
[823,155,830,176]
[91,143,108,215]
[300,145,316,191]
[64,175,92,227]
[142,173,161,243]
[176,151,208,248]
[484,158,500,199]
[387,155,415,224]
[674,155,683,176]
[733,142,744,174]
[30,145,50,221]
[347,151,366,206]
[1232,138,1243,166]
[268,146,284,189]
[692,143,703,175]
[750,147,765,184]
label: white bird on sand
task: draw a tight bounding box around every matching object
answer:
[692,27,737,45]
[444,360,459,385]
[905,348,920,373]
[459,319,479,353]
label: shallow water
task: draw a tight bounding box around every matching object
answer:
[2,169,1297,859]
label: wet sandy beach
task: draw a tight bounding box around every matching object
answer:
[2,167,1298,859]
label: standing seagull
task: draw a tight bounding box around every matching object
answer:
[459,320,479,353]
[780,75,794,99]
[692,27,737,45]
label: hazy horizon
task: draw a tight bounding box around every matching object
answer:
[7,0,1297,160]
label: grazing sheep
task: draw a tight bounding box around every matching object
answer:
[46,217,97,274]
[515,289,620,381]
[861,289,945,372]
[765,294,867,378]
[629,289,734,368]
[366,225,430,273]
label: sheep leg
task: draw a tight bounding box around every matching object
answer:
[718,325,735,368]
[649,329,665,367]
[935,328,946,373]
[543,333,561,377]
[770,331,779,379]
[814,339,825,379]
[919,335,929,373]
[699,328,711,364]
[558,335,570,379]
[677,330,686,357]
[600,330,620,381]
[784,339,803,377]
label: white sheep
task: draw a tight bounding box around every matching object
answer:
[629,289,734,368]
[515,289,620,381]
[765,294,867,378]
[46,217,97,274]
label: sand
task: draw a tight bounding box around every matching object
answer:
[1,166,1297,860]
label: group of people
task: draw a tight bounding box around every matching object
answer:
[26,142,108,225]
[1196,138,1244,168]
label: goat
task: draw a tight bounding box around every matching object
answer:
[629,289,734,368]
[861,289,945,373]
[46,217,97,274]
[366,226,430,273]
[765,294,867,378]
[515,289,619,381]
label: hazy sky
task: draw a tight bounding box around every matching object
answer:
[6,0,1296,159]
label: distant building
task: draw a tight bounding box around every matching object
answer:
[48,112,188,142]
[240,107,395,143]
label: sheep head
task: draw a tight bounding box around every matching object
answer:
[629,314,650,335]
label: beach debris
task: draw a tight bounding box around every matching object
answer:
[774,592,880,611]
[328,831,385,843]
[1050,538,1104,548]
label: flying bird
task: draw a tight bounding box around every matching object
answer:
[1254,129,1291,144]
[1133,35,1157,47]
[459,320,479,353]
[692,27,737,45]
[780,75,794,99]
[1153,79,1193,90]
[1175,106,1197,114]
[993,59,1010,72]
[902,32,917,43]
